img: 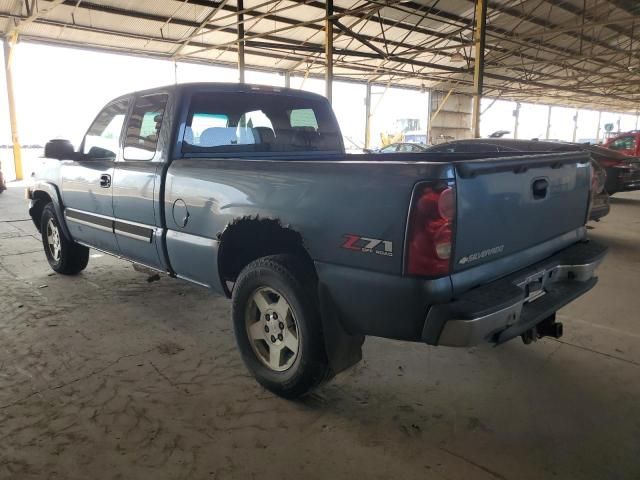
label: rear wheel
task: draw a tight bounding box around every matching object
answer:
[40,203,89,275]
[232,255,331,399]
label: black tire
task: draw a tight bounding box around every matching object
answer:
[232,254,332,399]
[40,203,90,275]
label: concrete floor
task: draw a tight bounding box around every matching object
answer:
[0,184,639,480]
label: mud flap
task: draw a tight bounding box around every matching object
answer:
[317,283,365,375]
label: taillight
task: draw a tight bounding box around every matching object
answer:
[405,182,456,277]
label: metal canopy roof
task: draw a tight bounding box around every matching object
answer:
[1,0,639,112]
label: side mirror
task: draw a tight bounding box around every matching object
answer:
[44,139,75,160]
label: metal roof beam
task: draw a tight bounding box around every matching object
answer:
[171,0,230,57]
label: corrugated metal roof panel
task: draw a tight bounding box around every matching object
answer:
[0,0,637,111]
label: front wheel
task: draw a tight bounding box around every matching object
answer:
[40,203,90,275]
[232,255,332,399]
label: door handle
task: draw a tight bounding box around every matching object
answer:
[100,174,111,188]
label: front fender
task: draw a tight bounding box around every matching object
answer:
[29,181,72,241]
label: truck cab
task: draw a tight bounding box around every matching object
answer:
[604,131,640,157]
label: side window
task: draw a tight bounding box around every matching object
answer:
[610,136,635,150]
[424,144,447,153]
[83,99,129,158]
[289,108,319,130]
[380,145,397,153]
[123,94,168,161]
[398,144,413,152]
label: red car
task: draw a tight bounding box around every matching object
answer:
[604,131,640,157]
[590,142,640,194]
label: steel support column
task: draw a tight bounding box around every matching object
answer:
[237,0,245,83]
[572,110,579,142]
[325,0,333,103]
[545,105,552,140]
[596,111,602,142]
[364,82,372,149]
[284,71,291,88]
[471,0,487,138]
[3,36,22,181]
[513,102,521,139]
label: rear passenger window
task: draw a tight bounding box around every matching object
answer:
[124,94,168,161]
[289,109,318,130]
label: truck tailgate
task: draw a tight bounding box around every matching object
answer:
[452,152,591,273]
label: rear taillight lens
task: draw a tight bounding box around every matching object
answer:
[405,182,456,277]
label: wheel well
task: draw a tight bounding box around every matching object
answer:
[29,191,53,232]
[217,218,314,295]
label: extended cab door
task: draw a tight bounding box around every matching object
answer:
[61,98,129,253]
[112,92,169,270]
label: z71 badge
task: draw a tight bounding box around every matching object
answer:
[342,234,393,257]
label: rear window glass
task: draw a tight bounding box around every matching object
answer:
[182,92,342,154]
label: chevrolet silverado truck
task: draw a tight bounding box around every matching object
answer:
[28,83,606,399]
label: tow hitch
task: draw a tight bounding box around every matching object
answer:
[521,314,564,344]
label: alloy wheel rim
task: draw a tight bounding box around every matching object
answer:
[245,286,300,372]
[46,218,61,262]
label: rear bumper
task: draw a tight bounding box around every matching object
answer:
[423,241,607,346]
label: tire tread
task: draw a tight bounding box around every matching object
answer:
[41,203,89,275]
[232,254,332,399]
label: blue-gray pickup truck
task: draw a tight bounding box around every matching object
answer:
[28,83,606,398]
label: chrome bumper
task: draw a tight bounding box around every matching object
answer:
[424,241,607,347]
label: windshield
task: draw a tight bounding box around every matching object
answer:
[183,91,343,155]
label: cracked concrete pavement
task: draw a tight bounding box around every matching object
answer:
[0,184,639,479]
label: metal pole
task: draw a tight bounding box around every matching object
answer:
[572,110,579,142]
[596,111,602,142]
[513,102,521,139]
[545,105,552,140]
[237,0,245,83]
[325,0,333,103]
[364,82,372,149]
[427,89,433,144]
[471,0,487,138]
[3,36,22,181]
[635,113,639,131]
[284,71,291,88]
